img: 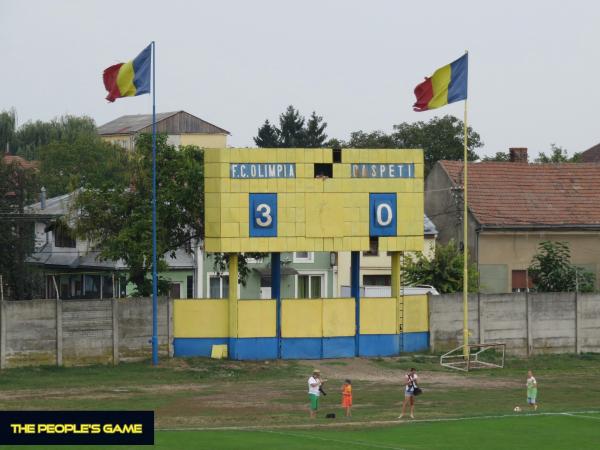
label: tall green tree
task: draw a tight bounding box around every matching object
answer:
[403,240,478,294]
[343,115,482,174]
[528,241,594,292]
[0,156,41,300]
[535,144,582,163]
[0,108,17,153]
[74,134,203,296]
[253,119,280,147]
[277,105,306,147]
[392,115,481,173]
[255,105,331,148]
[304,111,327,147]
[346,130,395,148]
[39,135,129,197]
[14,114,97,160]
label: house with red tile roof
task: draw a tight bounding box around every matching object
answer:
[425,148,600,293]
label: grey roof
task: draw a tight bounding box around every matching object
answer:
[424,214,438,236]
[97,110,230,136]
[27,249,126,270]
[25,191,77,217]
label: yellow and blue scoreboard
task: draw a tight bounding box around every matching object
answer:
[204,148,424,252]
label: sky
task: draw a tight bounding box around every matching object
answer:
[1,0,599,159]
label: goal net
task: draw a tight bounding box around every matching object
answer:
[440,343,506,372]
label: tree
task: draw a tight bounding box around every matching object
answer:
[528,241,594,292]
[277,105,306,147]
[535,144,582,163]
[392,115,481,174]
[14,114,97,160]
[403,240,478,294]
[0,108,17,153]
[343,115,482,174]
[304,111,327,147]
[39,135,129,197]
[481,151,510,162]
[346,130,395,148]
[253,120,280,147]
[74,134,204,296]
[0,156,41,300]
[254,106,331,148]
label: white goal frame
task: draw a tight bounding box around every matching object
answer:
[440,343,506,372]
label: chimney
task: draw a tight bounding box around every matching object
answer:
[40,187,46,210]
[509,147,528,163]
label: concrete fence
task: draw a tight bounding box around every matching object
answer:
[429,292,600,356]
[0,297,172,368]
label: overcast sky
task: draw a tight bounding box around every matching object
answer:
[1,0,599,158]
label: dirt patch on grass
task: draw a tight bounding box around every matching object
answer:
[307,358,520,389]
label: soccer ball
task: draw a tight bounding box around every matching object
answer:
[513,406,521,412]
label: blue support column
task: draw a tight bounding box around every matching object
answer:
[271,253,281,358]
[351,251,361,356]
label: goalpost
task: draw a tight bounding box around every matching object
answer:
[440,343,506,372]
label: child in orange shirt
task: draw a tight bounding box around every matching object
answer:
[341,379,352,417]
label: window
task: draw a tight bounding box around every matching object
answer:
[209,275,229,298]
[293,252,314,263]
[363,237,379,256]
[54,227,76,248]
[363,275,391,286]
[297,274,323,298]
[511,270,532,292]
[186,275,194,299]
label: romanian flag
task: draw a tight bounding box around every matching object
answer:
[103,45,151,102]
[413,54,468,112]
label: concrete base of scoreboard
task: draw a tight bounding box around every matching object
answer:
[173,332,429,360]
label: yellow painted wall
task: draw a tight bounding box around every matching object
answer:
[180,133,228,148]
[174,299,228,338]
[403,295,429,333]
[281,299,322,337]
[174,296,428,339]
[101,133,227,151]
[360,298,397,334]
[237,300,276,338]
[322,299,355,337]
[204,148,424,253]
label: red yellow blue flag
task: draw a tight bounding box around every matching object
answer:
[103,45,151,102]
[413,54,468,112]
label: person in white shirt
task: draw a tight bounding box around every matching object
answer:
[399,367,418,419]
[308,369,324,418]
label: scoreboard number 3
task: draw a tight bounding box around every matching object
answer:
[255,203,273,227]
[249,193,277,237]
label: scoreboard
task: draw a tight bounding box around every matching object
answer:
[203,148,424,253]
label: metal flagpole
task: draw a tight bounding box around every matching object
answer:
[462,51,469,359]
[151,40,159,366]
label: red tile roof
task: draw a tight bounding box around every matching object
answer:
[1,154,38,170]
[439,160,600,227]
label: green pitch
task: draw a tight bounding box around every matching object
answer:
[4,412,599,449]
[0,354,599,449]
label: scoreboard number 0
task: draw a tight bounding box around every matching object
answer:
[370,193,397,237]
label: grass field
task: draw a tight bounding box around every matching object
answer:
[0,353,599,449]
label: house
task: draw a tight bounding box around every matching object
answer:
[25,190,197,299]
[581,142,600,163]
[97,111,230,151]
[425,147,600,293]
[25,190,336,301]
[335,215,438,296]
